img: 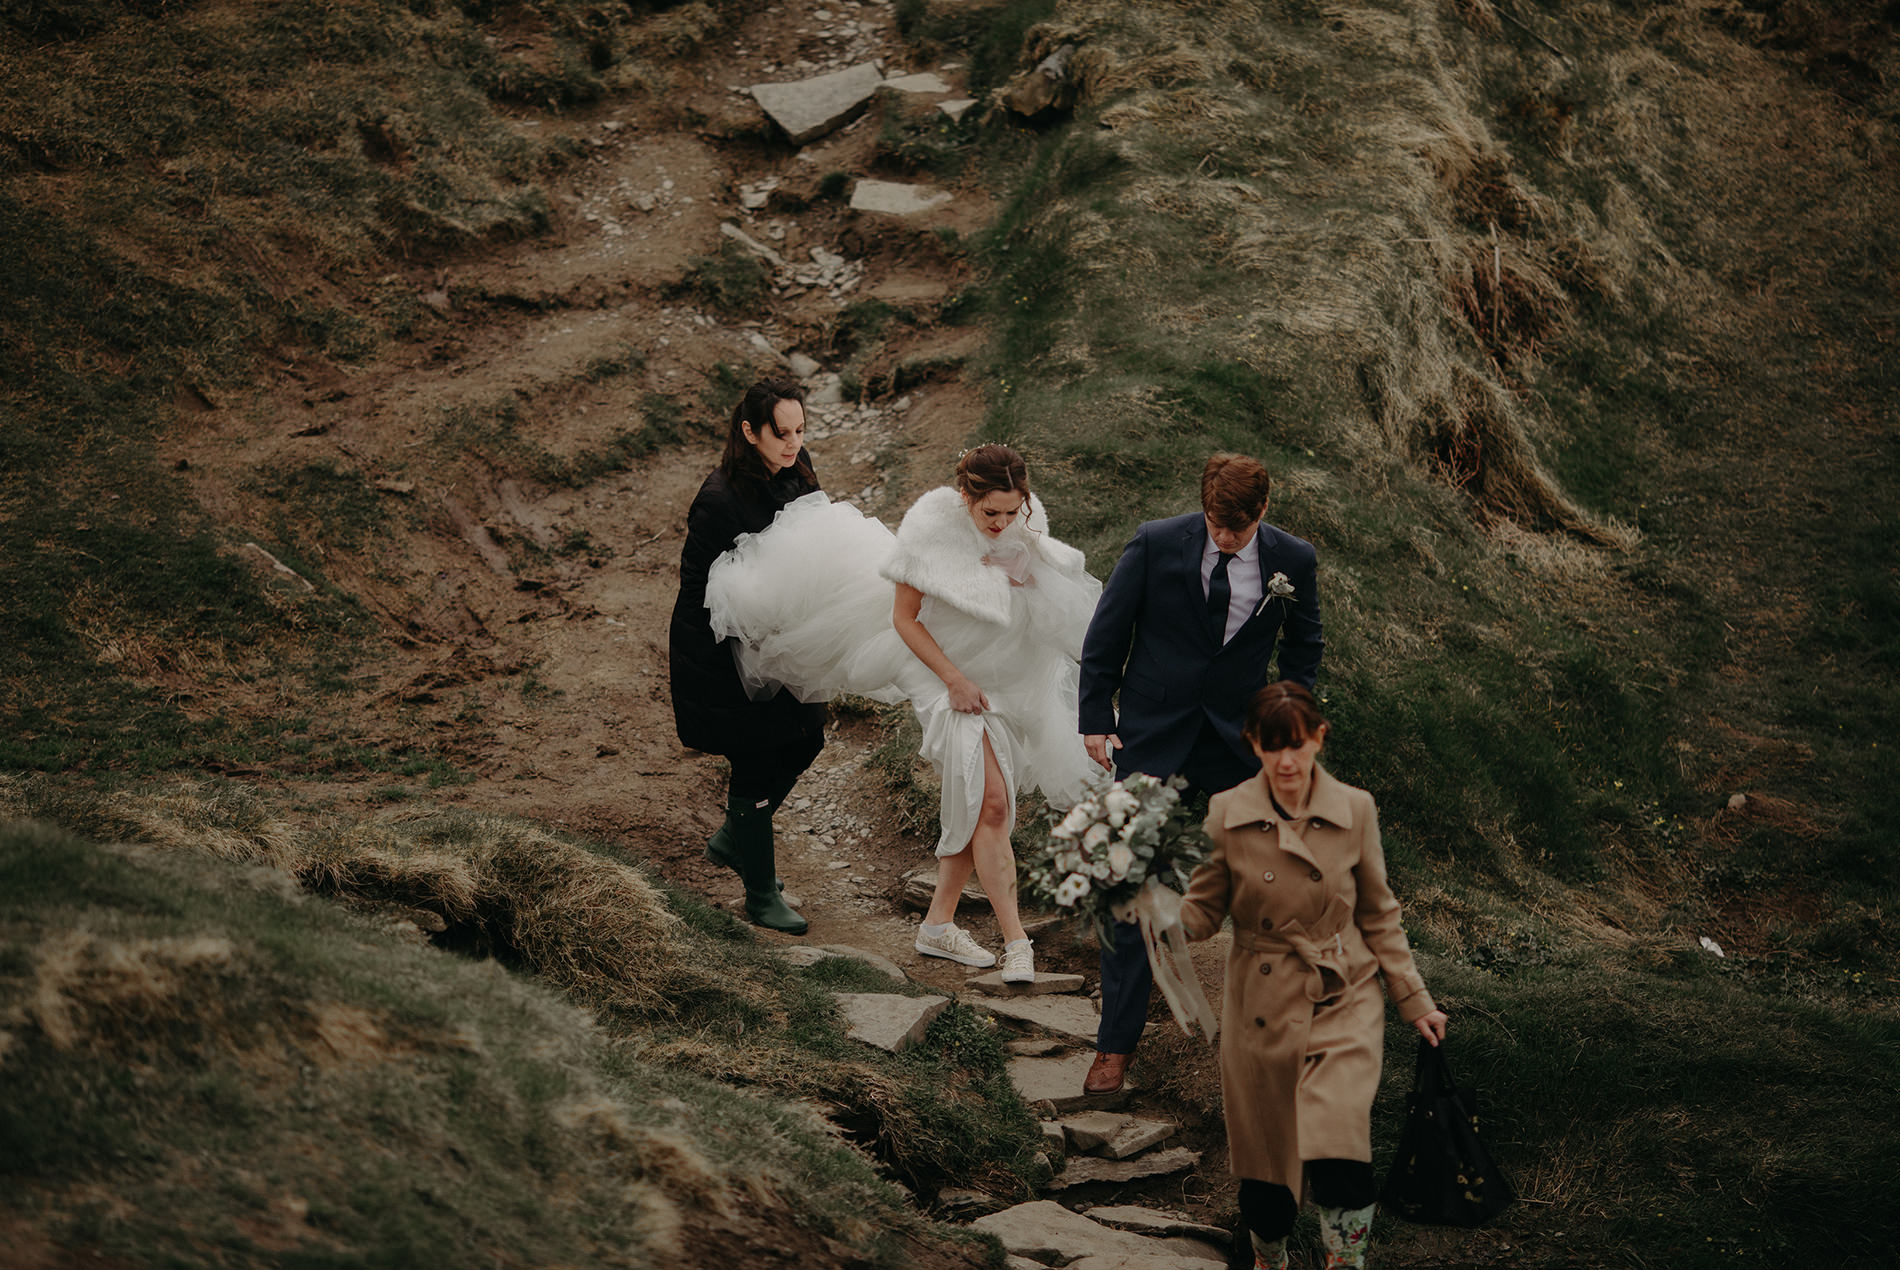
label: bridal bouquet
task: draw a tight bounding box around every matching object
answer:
[1023,771,1209,945]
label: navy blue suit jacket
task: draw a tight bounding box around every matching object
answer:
[1077,513,1323,787]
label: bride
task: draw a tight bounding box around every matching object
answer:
[706,444,1100,981]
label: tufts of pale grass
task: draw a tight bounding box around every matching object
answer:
[0,775,304,872]
[1019,0,1644,545]
[305,808,756,1025]
[14,929,237,1053]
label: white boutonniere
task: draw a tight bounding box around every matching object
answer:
[1255,571,1296,616]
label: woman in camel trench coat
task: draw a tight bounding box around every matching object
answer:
[1176,682,1448,1270]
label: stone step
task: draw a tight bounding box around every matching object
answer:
[1083,1205,1232,1251]
[1058,1110,1178,1160]
[967,968,1084,996]
[849,179,953,217]
[1063,1255,1225,1270]
[971,992,1100,1043]
[749,62,884,145]
[1007,1052,1136,1113]
[1047,1147,1202,1191]
[831,991,947,1054]
[973,1201,1223,1266]
[782,943,908,983]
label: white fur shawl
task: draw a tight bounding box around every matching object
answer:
[879,486,1089,625]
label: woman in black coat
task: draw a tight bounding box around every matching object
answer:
[668,377,825,934]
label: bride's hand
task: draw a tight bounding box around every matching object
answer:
[946,675,990,714]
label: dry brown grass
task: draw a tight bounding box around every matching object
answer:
[1011,0,1667,548]
[304,808,768,1025]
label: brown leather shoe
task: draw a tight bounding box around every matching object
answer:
[1084,1050,1130,1095]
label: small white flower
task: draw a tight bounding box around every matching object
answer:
[1088,857,1114,880]
[1083,822,1111,850]
[1255,571,1296,616]
[1104,788,1138,827]
[1055,872,1091,907]
[1106,842,1134,880]
[1055,848,1083,874]
[1054,804,1092,839]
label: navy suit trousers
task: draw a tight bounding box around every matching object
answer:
[1095,718,1257,1054]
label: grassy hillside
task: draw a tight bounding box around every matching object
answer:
[0,776,1030,1265]
[928,0,1899,1261]
[4,0,1897,1265]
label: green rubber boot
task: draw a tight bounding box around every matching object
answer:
[704,795,782,891]
[730,801,807,935]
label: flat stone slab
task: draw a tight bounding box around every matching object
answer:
[818,944,908,982]
[1084,1206,1232,1250]
[1048,1146,1202,1190]
[1066,1256,1226,1270]
[850,178,953,216]
[719,221,787,267]
[939,97,978,122]
[883,71,954,94]
[901,866,989,912]
[1007,1052,1135,1112]
[832,991,948,1053]
[1061,1111,1178,1160]
[972,1201,1174,1263]
[783,944,908,983]
[1038,1120,1066,1151]
[976,992,1101,1043]
[968,969,1085,996]
[751,63,884,144]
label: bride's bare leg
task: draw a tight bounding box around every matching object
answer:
[969,734,1028,945]
[924,849,975,927]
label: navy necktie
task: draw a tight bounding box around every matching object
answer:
[1207,551,1235,630]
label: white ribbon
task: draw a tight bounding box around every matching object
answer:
[1123,876,1219,1044]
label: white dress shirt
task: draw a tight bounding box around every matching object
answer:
[1201,532,1262,645]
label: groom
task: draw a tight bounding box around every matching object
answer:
[1075,452,1323,1094]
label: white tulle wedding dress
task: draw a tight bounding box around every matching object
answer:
[705,487,1101,857]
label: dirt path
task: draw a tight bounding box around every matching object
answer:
[163,0,1060,997]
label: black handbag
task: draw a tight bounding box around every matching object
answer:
[1379,1038,1517,1227]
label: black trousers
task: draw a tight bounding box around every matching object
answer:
[1096,717,1255,1053]
[1239,1160,1376,1242]
[726,733,823,812]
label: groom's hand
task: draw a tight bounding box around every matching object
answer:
[1084,733,1120,770]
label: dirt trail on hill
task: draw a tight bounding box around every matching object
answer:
[167,0,1067,1004]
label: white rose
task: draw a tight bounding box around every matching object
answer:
[1055,848,1083,874]
[1106,842,1134,880]
[1104,788,1138,827]
[1083,822,1111,851]
[1055,805,1092,839]
[1055,872,1091,907]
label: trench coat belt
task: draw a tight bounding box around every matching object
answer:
[1230,894,1357,1006]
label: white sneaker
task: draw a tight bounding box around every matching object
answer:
[1000,939,1035,984]
[914,923,996,968]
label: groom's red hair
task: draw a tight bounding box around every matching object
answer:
[1201,453,1271,528]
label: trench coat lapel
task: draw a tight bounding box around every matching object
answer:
[1220,767,1354,871]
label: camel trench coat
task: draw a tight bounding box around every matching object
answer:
[1179,765,1435,1188]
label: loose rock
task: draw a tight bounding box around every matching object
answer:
[751,63,885,144]
[832,991,948,1053]
[1048,1146,1202,1190]
[850,178,953,216]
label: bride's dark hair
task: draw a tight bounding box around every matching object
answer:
[954,444,1029,501]
[721,377,814,488]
